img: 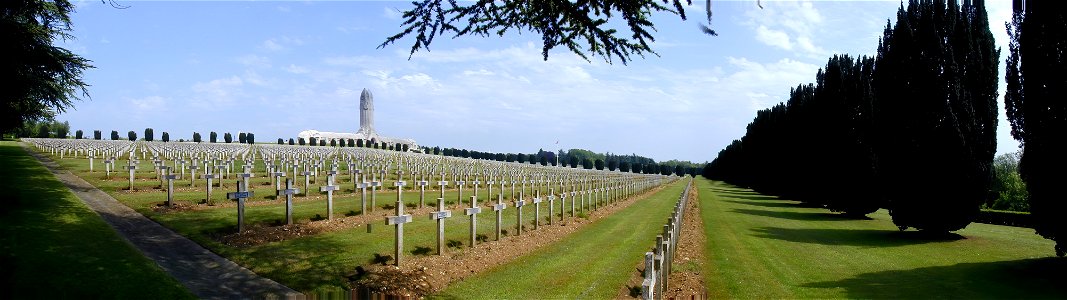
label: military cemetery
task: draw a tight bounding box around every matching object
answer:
[5,0,1067,299]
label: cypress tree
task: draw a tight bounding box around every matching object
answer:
[1005,0,1067,256]
[873,0,999,232]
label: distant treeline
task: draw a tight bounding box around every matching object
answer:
[419,145,703,176]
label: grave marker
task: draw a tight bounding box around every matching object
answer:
[428,197,451,255]
[227,181,255,232]
[532,190,542,229]
[465,195,481,247]
[281,179,299,225]
[202,173,217,205]
[320,173,340,220]
[164,173,177,207]
[493,193,507,240]
[125,164,138,191]
[385,176,412,266]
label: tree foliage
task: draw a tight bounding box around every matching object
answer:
[127,130,136,141]
[144,128,153,142]
[93,130,100,140]
[74,129,82,139]
[706,1,998,227]
[873,0,999,232]
[209,131,217,143]
[192,132,201,143]
[1004,0,1067,255]
[161,132,169,142]
[1,0,92,136]
[223,132,232,143]
[381,0,715,65]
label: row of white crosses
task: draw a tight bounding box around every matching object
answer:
[642,178,694,300]
[27,139,675,256]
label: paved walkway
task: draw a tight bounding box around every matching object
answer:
[23,144,302,299]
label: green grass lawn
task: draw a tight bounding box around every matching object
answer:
[698,178,1067,299]
[436,179,689,299]
[0,141,193,298]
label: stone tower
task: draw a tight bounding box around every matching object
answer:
[359,88,374,135]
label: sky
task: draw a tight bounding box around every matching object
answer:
[56,0,1019,163]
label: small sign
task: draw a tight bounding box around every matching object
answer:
[493,203,506,211]
[465,207,482,215]
[430,211,452,220]
[227,191,253,199]
[386,214,413,225]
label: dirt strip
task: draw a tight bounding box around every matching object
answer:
[355,182,675,297]
[663,184,708,299]
[22,144,302,299]
[616,181,707,299]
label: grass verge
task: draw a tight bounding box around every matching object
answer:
[698,178,1066,298]
[0,141,193,298]
[435,180,688,298]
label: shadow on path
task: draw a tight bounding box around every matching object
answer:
[22,144,302,299]
[801,258,1067,299]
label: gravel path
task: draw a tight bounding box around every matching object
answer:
[22,143,302,299]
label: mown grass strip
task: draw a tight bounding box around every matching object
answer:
[697,178,1066,298]
[0,141,193,298]
[435,179,688,298]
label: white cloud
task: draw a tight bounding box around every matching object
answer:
[128,95,166,111]
[236,54,271,68]
[746,0,826,57]
[260,36,305,52]
[262,39,283,51]
[756,25,792,50]
[284,64,310,74]
[190,76,244,109]
[383,6,403,20]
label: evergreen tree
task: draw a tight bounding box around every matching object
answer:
[277,138,284,144]
[110,130,119,140]
[619,161,630,172]
[873,0,999,232]
[298,137,306,145]
[93,130,101,140]
[144,128,153,142]
[1004,0,1067,255]
[289,138,295,145]
[247,133,254,144]
[594,159,604,170]
[224,132,232,143]
[1,0,92,136]
[238,132,246,144]
[210,132,217,143]
[75,129,82,139]
[127,130,136,141]
[161,132,169,142]
[192,132,201,143]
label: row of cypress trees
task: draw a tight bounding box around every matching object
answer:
[705,0,999,234]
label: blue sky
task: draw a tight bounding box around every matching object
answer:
[57,0,1018,163]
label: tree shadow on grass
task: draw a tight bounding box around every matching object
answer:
[801,258,1067,299]
[751,227,964,247]
[724,199,814,209]
[731,208,860,222]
